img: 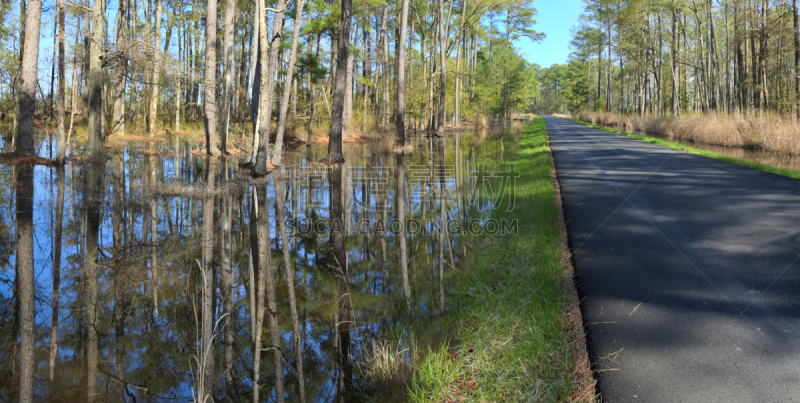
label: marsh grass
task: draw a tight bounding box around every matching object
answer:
[574,110,800,154]
[357,340,411,382]
[404,117,594,402]
[565,116,800,180]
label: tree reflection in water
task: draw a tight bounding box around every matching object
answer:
[0,122,524,401]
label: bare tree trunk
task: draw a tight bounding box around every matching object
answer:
[149,0,164,137]
[176,70,181,132]
[326,0,351,163]
[454,0,465,126]
[307,33,321,146]
[672,5,680,116]
[254,0,286,175]
[220,0,236,154]
[396,0,409,144]
[191,0,200,117]
[344,49,354,137]
[87,0,105,157]
[69,29,79,139]
[16,0,43,156]
[84,0,91,116]
[55,0,67,162]
[272,0,306,166]
[380,6,389,128]
[112,0,127,135]
[204,0,219,154]
[250,0,262,162]
[438,0,447,133]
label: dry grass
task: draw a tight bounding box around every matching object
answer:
[573,110,800,154]
[475,114,490,127]
[356,340,410,382]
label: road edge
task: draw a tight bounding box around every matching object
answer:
[546,118,599,402]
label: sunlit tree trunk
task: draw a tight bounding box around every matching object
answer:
[272,0,306,166]
[326,0,352,163]
[396,0,409,143]
[254,0,286,174]
[87,0,105,157]
[250,0,262,162]
[220,0,236,154]
[379,6,388,128]
[672,5,680,116]
[344,47,354,137]
[112,0,127,135]
[83,0,91,117]
[307,33,321,146]
[454,1,465,126]
[204,0,219,154]
[55,0,67,162]
[148,0,164,137]
[16,0,43,156]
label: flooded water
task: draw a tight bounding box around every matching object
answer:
[0,122,526,402]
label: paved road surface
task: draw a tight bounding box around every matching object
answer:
[546,116,800,402]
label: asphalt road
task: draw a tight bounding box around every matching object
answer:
[546,116,800,402]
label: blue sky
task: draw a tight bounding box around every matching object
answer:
[515,0,586,68]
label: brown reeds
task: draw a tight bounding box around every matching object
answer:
[573,111,800,155]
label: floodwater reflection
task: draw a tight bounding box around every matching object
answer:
[0,122,524,402]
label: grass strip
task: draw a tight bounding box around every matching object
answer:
[407,117,595,402]
[563,117,800,180]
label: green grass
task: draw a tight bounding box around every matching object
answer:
[407,117,587,402]
[564,117,800,180]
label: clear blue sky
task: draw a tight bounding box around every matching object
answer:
[515,0,586,68]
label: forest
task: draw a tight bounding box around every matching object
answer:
[0,0,551,401]
[537,0,800,116]
[0,0,540,165]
